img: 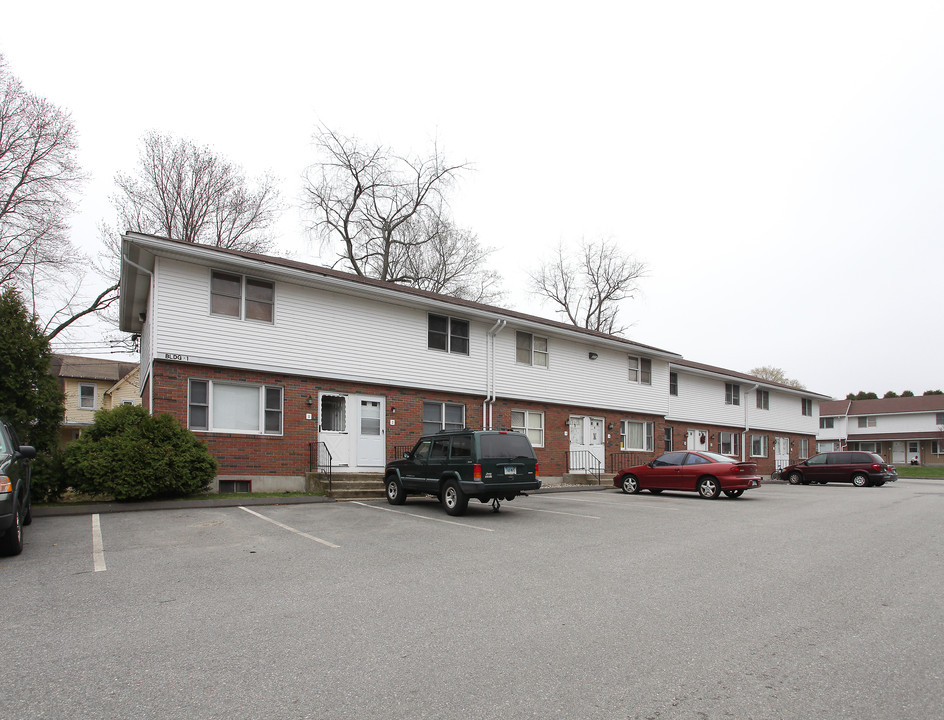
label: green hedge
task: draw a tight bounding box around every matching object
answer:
[63,405,217,501]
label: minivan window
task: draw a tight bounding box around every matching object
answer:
[806,454,828,465]
[480,434,535,459]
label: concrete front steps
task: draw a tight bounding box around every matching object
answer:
[307,472,386,500]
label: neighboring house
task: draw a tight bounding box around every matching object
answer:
[667,359,828,472]
[50,355,141,444]
[817,396,944,465]
[118,232,827,491]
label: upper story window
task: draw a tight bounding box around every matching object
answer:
[628,356,652,385]
[936,412,944,425]
[725,383,740,406]
[428,314,469,355]
[78,383,96,410]
[756,389,769,410]
[820,417,835,429]
[210,271,274,322]
[669,372,678,396]
[188,379,282,435]
[515,332,548,367]
[857,416,877,428]
[801,398,813,416]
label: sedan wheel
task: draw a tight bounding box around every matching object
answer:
[620,475,640,494]
[697,477,721,499]
[787,472,803,485]
[723,489,744,498]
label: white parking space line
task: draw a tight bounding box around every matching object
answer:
[539,493,681,509]
[91,514,106,572]
[351,502,495,532]
[239,507,340,548]
[513,505,600,519]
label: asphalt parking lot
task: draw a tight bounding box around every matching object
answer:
[5,479,944,720]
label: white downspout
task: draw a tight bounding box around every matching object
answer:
[484,319,506,430]
[743,383,759,461]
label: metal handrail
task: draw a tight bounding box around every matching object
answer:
[310,441,333,494]
[565,450,604,484]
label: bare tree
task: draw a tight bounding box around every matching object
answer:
[304,128,500,302]
[111,131,281,253]
[530,238,647,335]
[748,365,806,389]
[0,54,117,339]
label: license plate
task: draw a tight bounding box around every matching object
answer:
[504,466,517,476]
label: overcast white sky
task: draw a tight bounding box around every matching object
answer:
[3,1,942,399]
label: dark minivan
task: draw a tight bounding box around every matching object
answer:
[1,418,36,556]
[782,451,897,487]
[384,429,541,515]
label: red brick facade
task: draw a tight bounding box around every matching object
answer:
[146,360,814,480]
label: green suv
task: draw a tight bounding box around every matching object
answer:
[384,430,541,516]
[1,418,36,556]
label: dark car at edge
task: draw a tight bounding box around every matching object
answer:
[1,418,36,556]
[781,451,897,487]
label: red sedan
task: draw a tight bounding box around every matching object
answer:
[613,450,761,499]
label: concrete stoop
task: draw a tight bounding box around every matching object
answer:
[307,472,386,500]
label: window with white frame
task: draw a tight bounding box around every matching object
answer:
[857,416,877,428]
[422,401,465,435]
[719,431,740,457]
[78,383,96,410]
[210,271,274,322]
[515,332,548,367]
[511,410,544,447]
[933,440,944,454]
[428,314,470,355]
[725,383,740,406]
[820,417,834,429]
[936,412,944,425]
[669,372,678,396]
[858,441,879,452]
[802,398,813,416]
[799,438,809,458]
[750,434,768,457]
[621,420,654,451]
[188,379,282,434]
[664,426,673,451]
[756,389,769,410]
[628,357,652,385]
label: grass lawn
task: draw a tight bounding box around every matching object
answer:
[895,465,944,478]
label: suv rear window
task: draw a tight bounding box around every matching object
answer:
[480,434,536,459]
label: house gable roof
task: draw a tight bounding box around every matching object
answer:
[52,354,139,383]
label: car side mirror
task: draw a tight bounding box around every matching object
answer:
[16,445,36,460]
[647,461,654,467]
[403,451,412,459]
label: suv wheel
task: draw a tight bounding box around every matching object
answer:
[0,505,23,556]
[851,473,869,487]
[385,475,406,505]
[441,480,468,516]
[787,472,802,485]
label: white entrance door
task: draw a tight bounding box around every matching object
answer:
[774,437,790,469]
[892,441,906,465]
[686,429,708,451]
[319,393,349,467]
[568,416,605,472]
[356,398,385,467]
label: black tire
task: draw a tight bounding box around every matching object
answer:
[648,488,663,494]
[0,505,23,556]
[787,472,803,485]
[723,489,744,498]
[697,476,721,499]
[385,475,406,505]
[851,473,869,487]
[441,480,468,516]
[620,475,641,494]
